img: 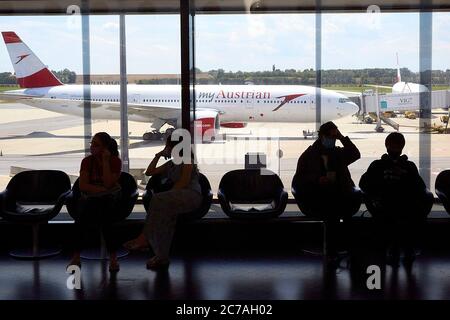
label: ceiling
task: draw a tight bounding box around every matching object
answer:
[0,0,449,15]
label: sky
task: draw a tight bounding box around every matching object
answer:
[0,12,449,75]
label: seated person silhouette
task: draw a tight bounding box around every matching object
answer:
[68,132,123,273]
[359,132,433,266]
[294,121,362,259]
[124,133,202,270]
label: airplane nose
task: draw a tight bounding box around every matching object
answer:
[346,102,359,116]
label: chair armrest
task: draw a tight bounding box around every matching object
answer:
[48,190,72,217]
[278,189,288,205]
[64,189,78,202]
[58,190,72,204]
[0,190,13,214]
[130,189,140,200]
[436,189,448,202]
[0,190,6,216]
[217,188,231,213]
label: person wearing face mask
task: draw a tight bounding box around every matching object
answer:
[295,121,362,216]
[359,132,433,267]
[123,133,202,270]
[294,121,362,261]
[68,132,123,272]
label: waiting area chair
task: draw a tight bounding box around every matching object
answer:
[142,172,213,222]
[217,169,288,219]
[0,170,71,259]
[291,174,362,257]
[65,172,139,259]
[436,170,450,215]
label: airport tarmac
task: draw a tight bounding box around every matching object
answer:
[0,102,449,193]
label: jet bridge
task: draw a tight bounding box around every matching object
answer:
[360,90,450,131]
[362,90,450,113]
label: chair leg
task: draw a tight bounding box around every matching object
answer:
[81,229,129,260]
[10,223,61,260]
[301,221,328,257]
[302,221,348,266]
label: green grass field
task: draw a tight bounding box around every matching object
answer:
[323,85,392,94]
[0,86,19,92]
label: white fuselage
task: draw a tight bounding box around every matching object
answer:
[5,84,359,124]
[392,81,429,94]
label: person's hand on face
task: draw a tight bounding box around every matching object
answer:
[90,139,102,156]
[102,148,111,161]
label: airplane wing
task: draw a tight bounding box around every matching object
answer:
[105,102,180,120]
[0,93,181,121]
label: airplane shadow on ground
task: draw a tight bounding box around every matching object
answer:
[0,132,165,156]
[0,132,367,157]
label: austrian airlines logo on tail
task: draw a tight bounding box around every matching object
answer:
[272,93,306,111]
[1,31,63,88]
[15,54,30,64]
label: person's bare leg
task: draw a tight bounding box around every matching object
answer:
[124,233,148,250]
[146,256,170,270]
[68,252,81,268]
[109,251,120,272]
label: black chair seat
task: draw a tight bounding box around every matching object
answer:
[292,174,361,219]
[0,171,71,223]
[3,205,58,221]
[436,170,450,215]
[143,171,213,222]
[66,172,139,222]
[65,172,139,259]
[218,169,288,219]
[0,170,72,259]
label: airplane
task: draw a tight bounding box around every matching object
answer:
[340,52,449,131]
[392,53,428,94]
[0,31,359,141]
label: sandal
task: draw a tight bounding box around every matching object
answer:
[146,256,170,270]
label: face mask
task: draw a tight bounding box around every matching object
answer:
[322,137,336,149]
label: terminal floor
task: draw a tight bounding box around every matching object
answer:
[1,249,450,300]
[1,203,450,300]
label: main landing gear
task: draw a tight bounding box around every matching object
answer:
[142,128,175,141]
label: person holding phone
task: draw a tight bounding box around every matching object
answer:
[68,132,122,272]
[294,122,362,261]
[123,133,202,270]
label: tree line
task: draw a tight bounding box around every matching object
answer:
[138,68,450,86]
[200,68,450,86]
[2,68,450,86]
